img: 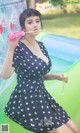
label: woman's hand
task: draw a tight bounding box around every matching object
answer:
[58,74,68,83]
[8,36,20,51]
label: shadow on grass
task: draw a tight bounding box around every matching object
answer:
[42,12,80,29]
[42,12,80,20]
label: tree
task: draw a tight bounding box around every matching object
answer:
[26,0,36,8]
[30,0,36,8]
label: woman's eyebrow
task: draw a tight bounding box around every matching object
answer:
[27,19,33,21]
[27,18,40,22]
[36,18,40,20]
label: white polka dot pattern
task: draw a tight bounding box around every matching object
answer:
[5,41,70,133]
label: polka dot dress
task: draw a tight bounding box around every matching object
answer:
[4,41,70,133]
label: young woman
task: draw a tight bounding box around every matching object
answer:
[1,8,80,133]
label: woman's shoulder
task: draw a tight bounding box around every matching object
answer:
[36,40,44,48]
[36,40,43,44]
[37,40,47,50]
[14,41,24,54]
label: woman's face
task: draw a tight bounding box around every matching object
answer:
[24,16,41,36]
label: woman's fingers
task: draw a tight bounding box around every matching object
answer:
[63,76,68,83]
[60,74,68,83]
[8,37,20,50]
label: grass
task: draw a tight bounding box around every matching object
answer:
[42,12,80,127]
[42,12,80,39]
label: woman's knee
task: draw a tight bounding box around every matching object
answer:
[47,124,73,133]
[56,124,73,133]
[66,119,80,133]
[47,129,57,133]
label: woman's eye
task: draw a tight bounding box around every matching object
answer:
[27,20,40,24]
[36,21,40,23]
[28,22,32,24]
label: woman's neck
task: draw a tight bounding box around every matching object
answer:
[25,34,36,46]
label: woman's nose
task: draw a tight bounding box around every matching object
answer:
[33,22,37,27]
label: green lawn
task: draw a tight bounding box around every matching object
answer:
[42,12,80,39]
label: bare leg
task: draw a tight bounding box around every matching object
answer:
[47,124,73,133]
[46,129,57,133]
[66,119,80,133]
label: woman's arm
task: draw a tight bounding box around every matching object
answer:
[44,73,68,83]
[0,48,15,79]
[0,38,20,79]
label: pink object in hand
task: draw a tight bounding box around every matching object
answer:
[8,31,25,40]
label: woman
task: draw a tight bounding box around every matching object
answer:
[1,8,79,133]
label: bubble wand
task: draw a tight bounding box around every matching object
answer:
[8,30,41,40]
[61,73,68,95]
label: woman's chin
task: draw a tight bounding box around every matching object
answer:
[32,32,40,36]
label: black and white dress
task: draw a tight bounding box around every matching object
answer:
[5,41,70,133]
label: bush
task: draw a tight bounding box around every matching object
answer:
[63,4,80,13]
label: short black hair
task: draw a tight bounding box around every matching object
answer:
[19,8,43,30]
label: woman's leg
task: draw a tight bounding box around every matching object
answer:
[46,129,57,133]
[47,124,73,133]
[66,119,80,133]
